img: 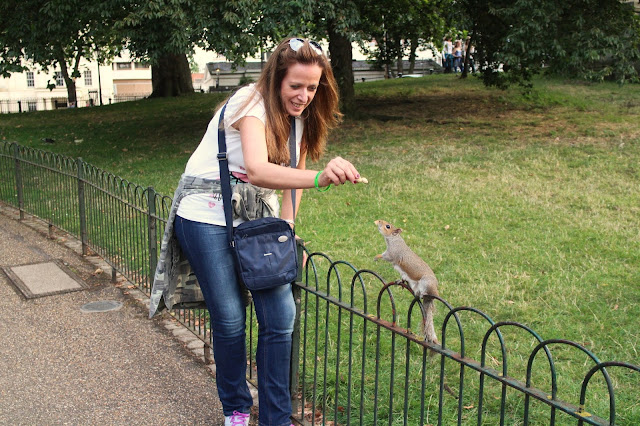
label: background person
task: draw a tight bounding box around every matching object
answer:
[442,36,454,73]
[453,40,464,73]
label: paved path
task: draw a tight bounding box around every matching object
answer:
[0,206,226,425]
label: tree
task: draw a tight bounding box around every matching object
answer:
[358,0,448,79]
[309,0,361,114]
[451,0,640,88]
[308,0,447,114]
[327,21,357,114]
[118,0,317,97]
[116,0,203,97]
[0,0,120,104]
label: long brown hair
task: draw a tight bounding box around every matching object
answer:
[254,37,342,164]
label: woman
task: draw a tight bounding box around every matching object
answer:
[442,36,453,73]
[152,37,361,426]
[453,40,463,73]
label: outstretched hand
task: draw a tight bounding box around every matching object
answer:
[318,156,363,187]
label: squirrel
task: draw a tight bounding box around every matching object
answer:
[374,219,440,343]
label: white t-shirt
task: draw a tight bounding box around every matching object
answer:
[176,84,303,226]
[443,40,453,55]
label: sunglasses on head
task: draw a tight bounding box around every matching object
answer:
[289,38,323,56]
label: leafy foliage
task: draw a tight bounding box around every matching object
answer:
[451,0,640,89]
[115,0,319,96]
[307,0,450,113]
[0,0,121,102]
[3,0,638,103]
[358,0,449,76]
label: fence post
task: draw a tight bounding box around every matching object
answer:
[289,241,304,414]
[76,157,88,255]
[12,143,25,220]
[147,186,158,289]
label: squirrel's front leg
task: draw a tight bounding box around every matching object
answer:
[375,251,391,262]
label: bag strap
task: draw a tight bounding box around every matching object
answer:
[217,103,297,246]
[217,103,234,245]
[289,115,297,215]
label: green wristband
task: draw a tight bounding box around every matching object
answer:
[315,171,331,192]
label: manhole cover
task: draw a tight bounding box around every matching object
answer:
[2,259,88,299]
[80,300,123,313]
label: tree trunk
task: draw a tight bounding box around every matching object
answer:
[408,39,418,74]
[395,39,403,77]
[327,22,355,116]
[461,27,476,79]
[56,51,77,106]
[461,51,470,78]
[150,53,194,98]
[65,79,77,106]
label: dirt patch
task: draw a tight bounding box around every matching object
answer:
[353,92,514,123]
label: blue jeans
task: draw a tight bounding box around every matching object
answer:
[453,56,463,72]
[444,53,453,72]
[175,216,296,426]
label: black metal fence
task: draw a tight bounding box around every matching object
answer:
[0,94,149,114]
[1,141,638,425]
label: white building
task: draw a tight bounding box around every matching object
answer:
[110,56,153,98]
[0,60,106,112]
[0,51,154,113]
[0,44,441,113]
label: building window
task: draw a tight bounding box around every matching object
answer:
[83,70,92,86]
[115,62,132,70]
[26,71,35,87]
[134,62,150,69]
[54,71,64,86]
[28,101,37,112]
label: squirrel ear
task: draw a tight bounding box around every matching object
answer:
[393,228,403,235]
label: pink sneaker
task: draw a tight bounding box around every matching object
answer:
[224,410,250,426]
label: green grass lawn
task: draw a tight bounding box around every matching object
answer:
[2,74,639,421]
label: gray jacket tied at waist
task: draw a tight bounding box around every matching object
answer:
[148,174,279,318]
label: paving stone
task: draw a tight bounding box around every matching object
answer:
[187,340,204,350]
